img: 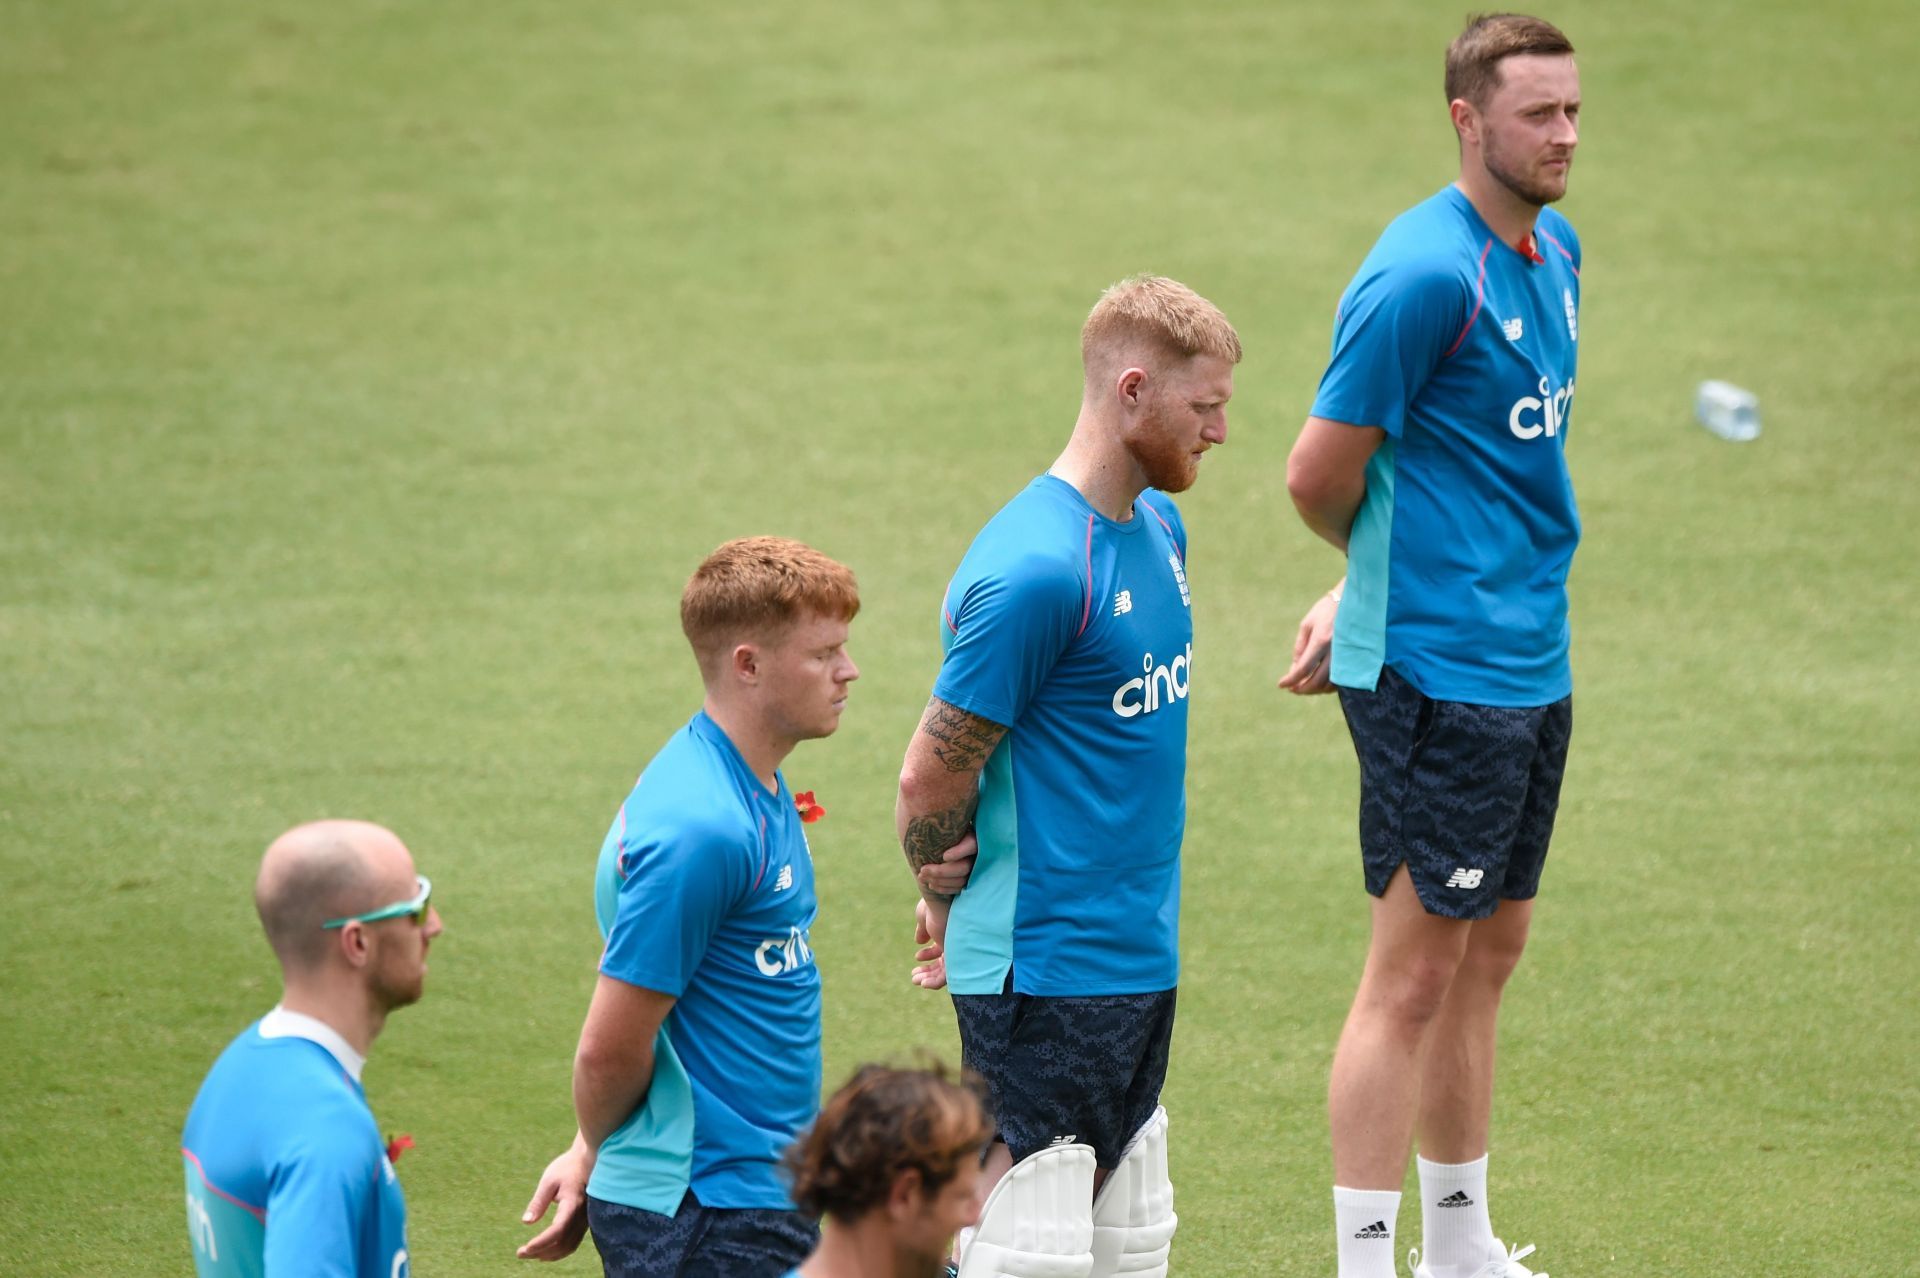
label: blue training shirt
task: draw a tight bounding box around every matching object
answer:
[182,1011,409,1278]
[589,710,822,1213]
[934,475,1192,997]
[1313,184,1583,707]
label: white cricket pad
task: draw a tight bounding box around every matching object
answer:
[956,1141,1097,1278]
[1087,1106,1176,1278]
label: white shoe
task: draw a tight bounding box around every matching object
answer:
[1407,1239,1546,1278]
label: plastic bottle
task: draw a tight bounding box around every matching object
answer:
[1695,380,1761,442]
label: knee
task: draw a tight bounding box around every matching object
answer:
[1358,956,1461,1031]
[1459,928,1530,990]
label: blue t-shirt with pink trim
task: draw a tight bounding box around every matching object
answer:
[181,1022,409,1277]
[589,711,821,1213]
[1312,184,1583,707]
[933,475,1192,997]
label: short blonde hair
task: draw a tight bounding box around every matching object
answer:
[680,537,860,675]
[1080,275,1243,376]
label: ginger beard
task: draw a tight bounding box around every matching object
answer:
[1123,391,1204,494]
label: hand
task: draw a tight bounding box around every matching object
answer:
[913,829,977,898]
[1277,590,1342,696]
[517,1137,593,1261]
[911,896,950,991]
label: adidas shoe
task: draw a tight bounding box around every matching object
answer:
[1407,1239,1546,1278]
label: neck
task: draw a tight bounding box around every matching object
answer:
[278,976,382,1058]
[1454,170,1540,248]
[799,1217,910,1278]
[1049,407,1145,522]
[702,697,791,792]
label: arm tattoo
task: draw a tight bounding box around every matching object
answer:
[902,804,974,901]
[919,698,1008,775]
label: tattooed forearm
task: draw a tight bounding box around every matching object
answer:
[903,804,973,872]
[902,804,974,901]
[919,698,1008,774]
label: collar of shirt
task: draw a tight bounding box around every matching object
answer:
[259,1005,366,1082]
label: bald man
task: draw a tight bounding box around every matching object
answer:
[182,820,444,1278]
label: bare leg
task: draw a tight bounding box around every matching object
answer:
[1416,896,1532,1162]
[1329,866,1473,1188]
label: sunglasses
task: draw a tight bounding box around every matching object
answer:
[322,875,433,929]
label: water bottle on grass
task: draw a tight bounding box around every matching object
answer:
[1695,380,1760,441]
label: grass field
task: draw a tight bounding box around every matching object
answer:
[3,1,1916,1273]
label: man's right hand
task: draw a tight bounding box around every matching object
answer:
[912,896,951,990]
[913,830,978,899]
[517,1136,593,1261]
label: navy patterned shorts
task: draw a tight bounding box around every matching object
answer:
[1337,664,1572,920]
[951,980,1176,1167]
[586,1189,816,1278]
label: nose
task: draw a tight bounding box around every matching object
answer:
[1204,413,1228,445]
[424,906,444,939]
[840,653,860,683]
[1554,110,1578,147]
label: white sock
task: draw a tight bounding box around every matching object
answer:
[1416,1154,1495,1276]
[1334,1186,1401,1278]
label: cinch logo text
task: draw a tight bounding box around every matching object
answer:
[1111,644,1193,718]
[755,926,814,976]
[1508,375,1575,441]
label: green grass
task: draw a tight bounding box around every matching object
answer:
[3,1,1916,1273]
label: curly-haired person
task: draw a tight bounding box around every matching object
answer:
[783,1064,995,1278]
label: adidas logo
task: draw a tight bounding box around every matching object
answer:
[1437,1190,1475,1208]
[1353,1221,1389,1240]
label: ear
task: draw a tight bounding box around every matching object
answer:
[730,641,761,684]
[1449,97,1478,147]
[888,1168,924,1220]
[1114,366,1149,409]
[335,922,372,971]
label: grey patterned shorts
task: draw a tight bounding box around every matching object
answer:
[951,981,1176,1167]
[1337,664,1572,920]
[586,1189,816,1278]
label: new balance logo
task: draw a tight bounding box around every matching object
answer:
[773,864,793,892]
[1444,867,1485,889]
[1113,590,1133,616]
[1353,1221,1390,1240]
[1502,317,1524,341]
[1438,1191,1475,1208]
[1049,1133,1079,1146]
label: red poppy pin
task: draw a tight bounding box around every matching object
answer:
[794,791,826,824]
[386,1134,414,1165]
